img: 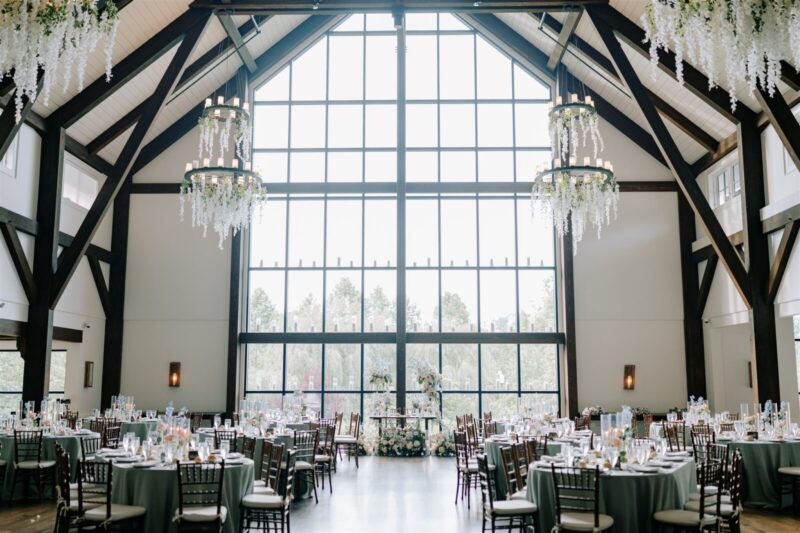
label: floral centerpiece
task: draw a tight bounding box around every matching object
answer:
[367,358,393,391]
[581,405,604,417]
[687,396,711,422]
[411,359,442,414]
[377,426,427,457]
[430,432,456,457]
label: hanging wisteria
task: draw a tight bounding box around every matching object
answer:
[548,94,603,161]
[197,95,253,162]
[642,0,800,111]
[0,0,119,122]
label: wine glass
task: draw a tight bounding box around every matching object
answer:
[213,415,221,429]
[220,440,230,460]
[605,446,619,470]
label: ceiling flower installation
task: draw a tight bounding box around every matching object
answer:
[642,0,800,110]
[0,0,119,122]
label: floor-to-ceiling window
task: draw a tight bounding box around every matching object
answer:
[243,13,561,424]
[0,349,67,413]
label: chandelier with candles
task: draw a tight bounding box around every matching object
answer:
[180,94,266,248]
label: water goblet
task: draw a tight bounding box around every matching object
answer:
[75,419,82,432]
[214,415,221,429]
[605,446,619,470]
[224,418,232,430]
[220,440,230,460]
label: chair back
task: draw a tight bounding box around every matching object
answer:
[214,429,238,451]
[551,465,602,529]
[719,422,735,433]
[242,436,257,460]
[81,436,102,460]
[663,421,687,452]
[641,414,654,438]
[476,454,496,513]
[294,429,319,465]
[54,443,72,508]
[278,449,297,505]
[455,415,465,431]
[691,426,715,461]
[268,443,286,492]
[694,454,723,523]
[483,421,497,438]
[102,425,121,449]
[334,411,343,434]
[727,449,743,514]
[14,429,43,464]
[257,439,273,482]
[190,413,204,433]
[499,446,518,498]
[465,423,479,456]
[347,413,360,438]
[574,414,591,431]
[320,423,336,455]
[176,461,225,520]
[483,412,492,422]
[511,442,529,486]
[454,431,470,471]
[77,460,113,520]
[525,435,548,461]
[64,412,79,430]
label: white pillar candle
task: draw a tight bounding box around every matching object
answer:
[233,96,240,107]
[570,93,578,103]
[583,157,590,166]
[203,158,210,167]
[204,98,212,108]
[217,95,224,105]
[184,162,192,172]
[217,158,224,167]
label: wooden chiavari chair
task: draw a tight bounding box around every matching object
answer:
[256,439,273,484]
[241,436,257,460]
[81,436,102,461]
[691,426,716,463]
[453,430,478,509]
[54,443,86,533]
[77,460,146,529]
[524,435,549,461]
[664,421,688,452]
[720,422,735,433]
[456,415,466,431]
[294,429,319,503]
[573,414,591,431]
[315,424,335,493]
[334,412,360,468]
[717,449,743,532]
[478,454,537,532]
[241,449,296,533]
[551,465,613,531]
[655,454,721,531]
[63,411,79,430]
[483,421,498,439]
[214,429,238,452]
[102,424,121,449]
[11,429,55,502]
[728,413,740,421]
[465,423,481,457]
[511,442,530,494]
[499,446,527,501]
[174,461,226,531]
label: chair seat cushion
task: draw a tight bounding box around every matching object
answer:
[559,512,614,531]
[315,454,331,462]
[694,484,719,495]
[688,492,731,503]
[17,460,56,470]
[779,466,800,476]
[510,489,528,501]
[241,493,285,509]
[295,460,314,471]
[684,500,736,517]
[253,485,275,495]
[175,505,227,523]
[490,500,538,516]
[85,504,147,522]
[459,464,479,473]
[334,436,357,444]
[0,459,6,467]
[653,509,716,527]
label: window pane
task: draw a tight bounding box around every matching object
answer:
[515,104,550,147]
[441,199,476,267]
[482,394,519,418]
[406,36,437,99]
[365,36,397,100]
[325,393,360,418]
[365,105,396,148]
[328,105,363,148]
[442,393,478,426]
[365,271,396,332]
[407,270,439,333]
[325,344,360,390]
[522,394,559,415]
[366,14,395,31]
[479,199,516,267]
[519,270,556,332]
[406,200,438,267]
[477,104,512,147]
[481,344,517,391]
[521,344,558,391]
[329,36,364,100]
[406,13,437,31]
[514,64,549,99]
[287,271,323,332]
[250,200,286,268]
[244,393,283,410]
[365,152,396,182]
[327,200,362,267]
[255,67,290,101]
[441,151,475,182]
[326,271,361,332]
[48,351,66,393]
[328,151,362,182]
[439,35,474,99]
[517,199,555,267]
[441,271,477,332]
[254,106,288,148]
[407,104,437,147]
[253,152,287,182]
[365,344,396,391]
[407,151,437,182]
[480,271,517,332]
[291,40,327,101]
[442,344,477,390]
[438,13,469,30]
[286,344,322,390]
[407,344,438,391]
[248,271,285,332]
[291,105,325,148]
[515,151,551,183]
[288,200,324,266]
[289,152,324,182]
[440,104,475,147]
[334,14,363,31]
[246,344,283,391]
[364,200,396,267]
[476,37,512,99]
[478,151,514,182]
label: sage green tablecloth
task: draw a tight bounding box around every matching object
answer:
[0,431,99,500]
[526,459,696,533]
[112,459,254,533]
[726,438,800,509]
[120,420,160,441]
[483,438,561,499]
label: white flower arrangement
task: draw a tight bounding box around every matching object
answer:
[377,426,427,457]
[429,431,456,457]
[581,405,604,416]
[367,358,393,391]
[410,359,442,404]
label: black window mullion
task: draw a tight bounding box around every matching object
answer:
[472,32,483,418]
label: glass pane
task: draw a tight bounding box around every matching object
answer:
[407,270,439,333]
[326,199,362,267]
[365,391,396,417]
[442,344,477,390]
[328,151,362,182]
[329,36,364,100]
[482,394,519,418]
[478,151,514,182]
[439,13,469,30]
[406,199,438,267]
[407,344,438,391]
[365,344,396,391]
[243,393,283,409]
[287,271,323,332]
[439,35,474,100]
[334,14,363,32]
[521,344,558,391]
[407,151,437,182]
[442,393,478,426]
[328,105,363,149]
[291,40,327,101]
[441,199,476,267]
[326,271,362,332]
[441,151,475,182]
[515,151,551,183]
[518,270,556,332]
[288,200,324,266]
[514,63,549,99]
[522,393,559,415]
[477,104,512,147]
[325,344,360,390]
[253,152,287,182]
[515,104,550,147]
[248,271,285,332]
[364,200,396,267]
[517,199,555,267]
[406,13,437,30]
[255,67,290,101]
[246,344,283,391]
[476,37,512,99]
[250,199,286,268]
[406,36,437,100]
[480,271,517,332]
[289,152,324,182]
[364,271,396,332]
[325,393,360,419]
[365,151,396,182]
[365,105,396,148]
[441,271,477,332]
[253,106,288,148]
[48,351,66,393]
[366,13,395,31]
[407,104,437,147]
[479,199,516,267]
[285,344,322,391]
[365,36,397,100]
[440,104,475,147]
[481,344,517,391]
[290,105,325,148]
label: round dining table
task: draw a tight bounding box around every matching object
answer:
[526,458,696,533]
[722,437,800,509]
[112,458,254,533]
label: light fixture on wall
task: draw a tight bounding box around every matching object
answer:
[623,365,635,390]
[169,362,181,388]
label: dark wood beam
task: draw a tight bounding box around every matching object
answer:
[763,203,800,235]
[780,61,800,92]
[218,13,258,72]
[226,231,242,417]
[690,131,738,176]
[588,6,751,308]
[0,318,82,344]
[65,135,114,175]
[190,0,605,14]
[691,231,743,264]
[756,87,800,174]
[562,218,578,416]
[546,10,581,70]
[87,255,111,317]
[0,221,36,302]
[696,253,717,316]
[767,220,800,303]
[51,13,214,309]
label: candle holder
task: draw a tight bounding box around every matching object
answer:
[169,362,181,388]
[623,365,635,390]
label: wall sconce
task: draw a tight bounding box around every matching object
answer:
[623,365,635,390]
[169,362,181,387]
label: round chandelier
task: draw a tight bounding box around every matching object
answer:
[0,0,119,122]
[180,93,266,248]
[548,94,603,161]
